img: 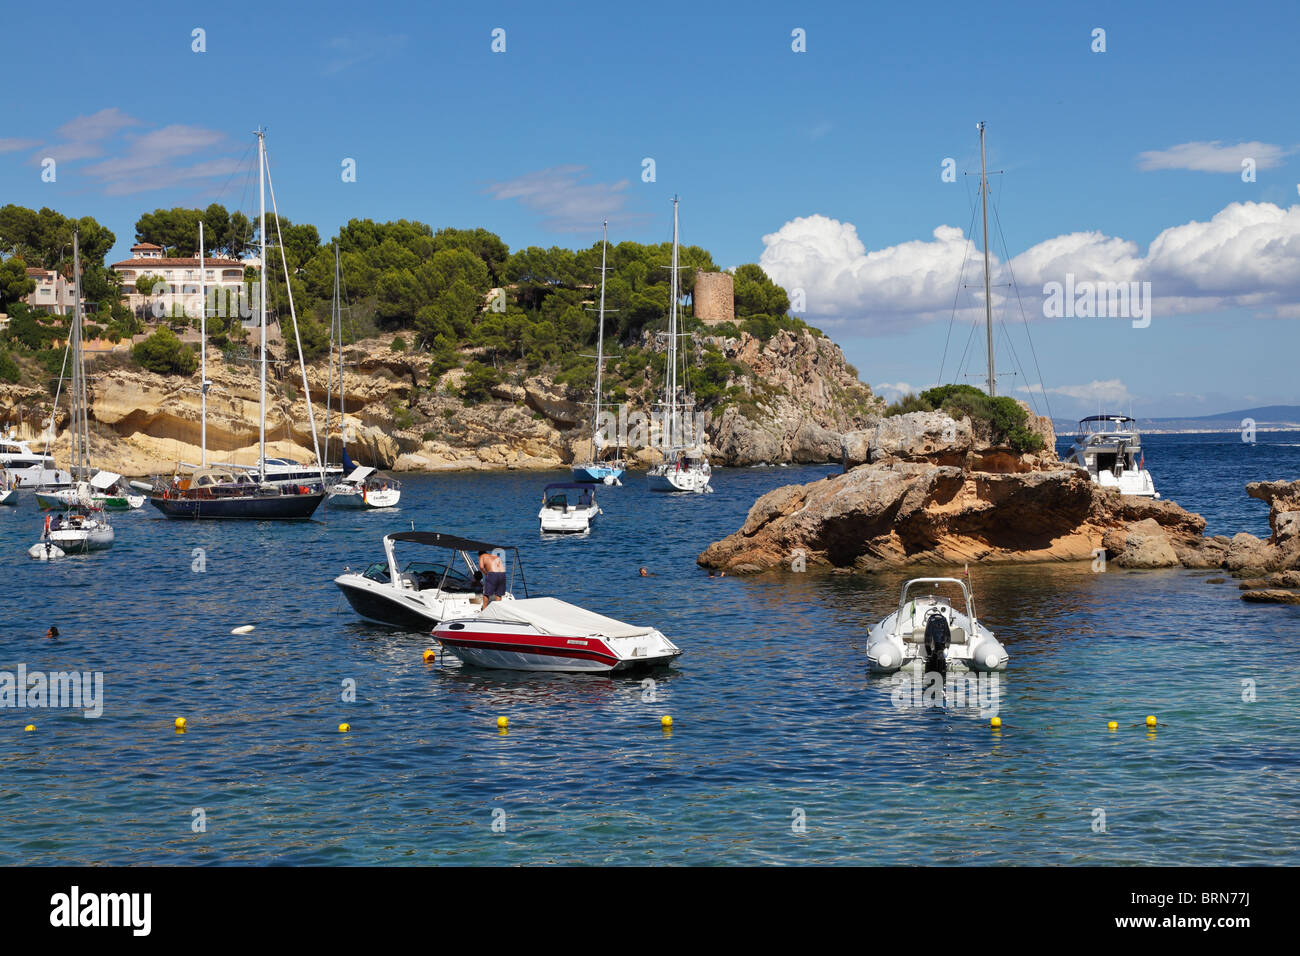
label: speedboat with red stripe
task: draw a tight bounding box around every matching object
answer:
[434,597,682,673]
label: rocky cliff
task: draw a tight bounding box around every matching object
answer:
[0,328,882,476]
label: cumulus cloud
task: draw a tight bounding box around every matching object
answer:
[759,202,1300,332]
[1023,379,1133,405]
[485,165,637,232]
[1136,140,1290,173]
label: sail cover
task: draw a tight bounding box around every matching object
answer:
[477,597,653,638]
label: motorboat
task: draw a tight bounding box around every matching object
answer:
[33,507,114,555]
[0,431,72,490]
[1064,415,1159,498]
[335,531,527,630]
[36,471,144,511]
[538,482,599,533]
[866,577,1008,673]
[327,465,401,509]
[0,470,16,506]
[149,466,324,520]
[647,448,713,493]
[433,597,682,673]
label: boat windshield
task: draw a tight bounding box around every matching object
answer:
[1076,416,1137,440]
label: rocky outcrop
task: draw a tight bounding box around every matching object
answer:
[698,411,1219,574]
[841,407,1057,471]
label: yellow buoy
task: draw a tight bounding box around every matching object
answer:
[989,716,1001,729]
[1107,720,1118,731]
[423,648,437,663]
[496,716,508,729]
[23,724,34,732]
[1145,715,1157,728]
[338,723,350,733]
[174,717,187,730]
[660,715,673,729]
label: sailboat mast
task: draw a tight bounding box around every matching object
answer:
[257,128,267,480]
[199,220,208,467]
[665,197,680,452]
[592,220,608,451]
[336,242,345,459]
[71,229,84,480]
[978,121,995,398]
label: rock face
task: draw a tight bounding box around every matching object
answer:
[0,327,883,476]
[704,329,882,465]
[698,411,1220,574]
[841,407,1057,471]
[1246,479,1300,563]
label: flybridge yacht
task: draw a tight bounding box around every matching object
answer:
[0,432,71,490]
[1065,415,1159,498]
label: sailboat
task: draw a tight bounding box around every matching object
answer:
[647,198,713,493]
[149,129,326,520]
[571,221,626,485]
[323,242,401,509]
[29,229,114,556]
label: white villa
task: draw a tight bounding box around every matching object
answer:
[110,242,259,322]
[24,267,80,315]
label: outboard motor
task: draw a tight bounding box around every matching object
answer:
[923,611,951,674]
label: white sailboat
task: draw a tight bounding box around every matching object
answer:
[30,230,114,557]
[323,242,401,510]
[647,197,713,493]
[571,221,625,485]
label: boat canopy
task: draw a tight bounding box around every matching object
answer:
[1078,415,1135,423]
[344,466,376,482]
[477,597,652,638]
[385,530,512,553]
[543,482,594,493]
[89,470,123,491]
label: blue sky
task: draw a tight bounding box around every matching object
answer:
[3,0,1298,419]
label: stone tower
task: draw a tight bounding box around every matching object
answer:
[694,271,735,323]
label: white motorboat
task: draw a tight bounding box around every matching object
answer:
[327,466,401,510]
[335,531,527,630]
[538,482,599,533]
[648,449,713,493]
[1065,415,1159,498]
[866,577,1008,674]
[434,597,682,673]
[0,431,72,490]
[36,508,114,554]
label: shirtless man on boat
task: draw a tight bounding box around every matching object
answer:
[478,551,506,609]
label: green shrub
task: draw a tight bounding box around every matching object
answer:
[0,351,20,384]
[132,327,198,375]
[458,361,501,404]
[391,335,406,352]
[884,384,1043,453]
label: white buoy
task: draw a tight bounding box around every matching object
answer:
[231,625,255,634]
[29,541,65,560]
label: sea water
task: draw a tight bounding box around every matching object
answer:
[0,432,1295,864]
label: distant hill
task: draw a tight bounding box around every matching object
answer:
[1052,405,1300,434]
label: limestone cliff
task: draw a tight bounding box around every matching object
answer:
[0,328,882,476]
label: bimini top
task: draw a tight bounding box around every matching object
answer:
[385,530,510,553]
[543,482,594,493]
[1078,415,1135,424]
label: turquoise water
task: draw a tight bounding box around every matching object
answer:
[1,433,1297,864]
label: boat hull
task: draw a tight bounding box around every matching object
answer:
[539,504,598,533]
[571,464,625,484]
[46,525,114,552]
[646,468,712,493]
[335,577,443,630]
[433,619,682,674]
[326,488,401,509]
[149,492,324,520]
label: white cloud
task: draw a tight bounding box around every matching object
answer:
[485,165,636,232]
[1026,379,1133,404]
[0,138,39,154]
[1136,140,1290,173]
[759,201,1300,332]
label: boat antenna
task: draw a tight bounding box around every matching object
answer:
[978,121,995,397]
